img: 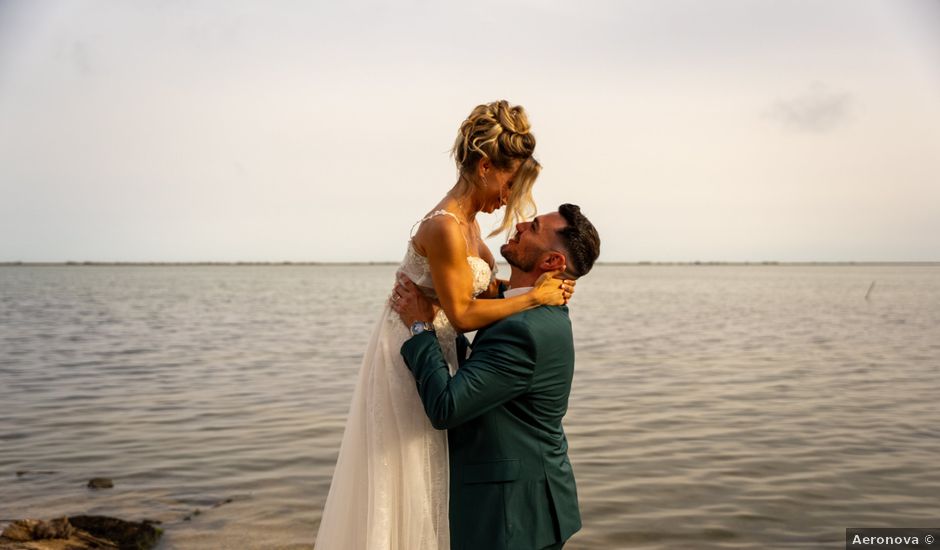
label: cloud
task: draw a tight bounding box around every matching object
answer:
[768,82,853,133]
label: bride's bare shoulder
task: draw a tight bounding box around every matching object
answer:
[411,212,465,259]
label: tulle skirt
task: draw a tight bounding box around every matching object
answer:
[314,304,457,550]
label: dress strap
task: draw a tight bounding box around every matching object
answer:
[409,209,471,254]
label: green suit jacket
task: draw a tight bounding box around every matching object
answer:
[401,305,581,550]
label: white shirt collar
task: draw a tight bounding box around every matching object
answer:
[503,286,533,298]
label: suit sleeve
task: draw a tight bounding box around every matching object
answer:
[401,319,537,430]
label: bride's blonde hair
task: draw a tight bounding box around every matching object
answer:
[452,100,540,238]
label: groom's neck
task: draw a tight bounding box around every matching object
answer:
[508,269,541,290]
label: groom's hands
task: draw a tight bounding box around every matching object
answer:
[390,273,438,328]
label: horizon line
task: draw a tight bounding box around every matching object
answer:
[2,261,938,267]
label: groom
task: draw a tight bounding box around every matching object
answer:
[392,204,600,550]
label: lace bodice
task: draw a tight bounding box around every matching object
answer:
[399,241,494,300]
[399,209,496,299]
[393,210,496,358]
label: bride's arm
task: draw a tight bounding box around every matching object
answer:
[477,276,510,300]
[419,217,565,333]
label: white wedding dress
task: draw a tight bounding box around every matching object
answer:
[315,211,494,550]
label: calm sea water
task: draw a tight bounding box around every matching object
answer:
[1,265,938,549]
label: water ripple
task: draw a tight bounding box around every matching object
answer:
[1,265,938,549]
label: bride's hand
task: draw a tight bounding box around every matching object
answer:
[532,270,576,306]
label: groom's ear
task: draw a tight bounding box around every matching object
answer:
[540,251,567,273]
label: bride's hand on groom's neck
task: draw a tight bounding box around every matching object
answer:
[533,269,576,306]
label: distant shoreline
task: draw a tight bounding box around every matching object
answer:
[1,261,938,267]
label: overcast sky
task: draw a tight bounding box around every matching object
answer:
[1,0,938,262]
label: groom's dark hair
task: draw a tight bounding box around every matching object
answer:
[556,203,600,279]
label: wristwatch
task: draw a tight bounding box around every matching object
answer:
[410,321,435,337]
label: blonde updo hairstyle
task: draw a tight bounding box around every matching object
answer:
[452,100,540,238]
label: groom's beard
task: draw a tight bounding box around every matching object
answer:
[500,244,539,273]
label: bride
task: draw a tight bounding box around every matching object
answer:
[314,100,573,550]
